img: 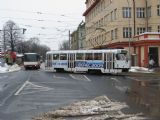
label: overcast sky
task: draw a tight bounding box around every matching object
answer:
[0,0,85,50]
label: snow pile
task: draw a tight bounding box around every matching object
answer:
[33,96,147,120]
[129,66,154,73]
[0,63,21,73]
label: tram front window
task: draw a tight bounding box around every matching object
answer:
[116,53,126,60]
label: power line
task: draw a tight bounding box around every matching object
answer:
[0,16,78,23]
[0,9,83,19]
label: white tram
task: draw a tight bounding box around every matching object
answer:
[45,49,130,73]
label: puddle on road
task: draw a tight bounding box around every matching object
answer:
[126,79,160,119]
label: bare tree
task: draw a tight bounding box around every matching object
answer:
[20,37,50,60]
[87,27,107,49]
[2,20,23,52]
[59,40,70,50]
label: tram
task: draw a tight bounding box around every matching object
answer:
[45,49,130,73]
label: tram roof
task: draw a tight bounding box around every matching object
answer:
[46,49,125,54]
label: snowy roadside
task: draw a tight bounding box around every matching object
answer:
[33,96,147,120]
[129,66,154,73]
[0,63,21,73]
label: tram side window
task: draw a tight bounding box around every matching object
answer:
[60,54,67,60]
[76,53,84,60]
[53,54,59,60]
[107,53,112,61]
[94,53,102,60]
[85,53,93,60]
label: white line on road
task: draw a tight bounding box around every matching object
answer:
[15,74,31,96]
[15,80,53,96]
[53,75,66,79]
[111,77,120,83]
[69,74,77,80]
[69,74,91,82]
[83,75,91,82]
[14,81,29,95]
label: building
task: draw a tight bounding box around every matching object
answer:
[77,21,86,49]
[83,0,160,67]
[71,21,86,50]
[71,30,78,50]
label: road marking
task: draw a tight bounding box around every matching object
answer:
[15,80,29,95]
[0,83,23,106]
[53,75,66,79]
[111,77,120,83]
[83,75,91,82]
[69,74,91,82]
[69,74,76,80]
[15,81,53,96]
[126,77,138,81]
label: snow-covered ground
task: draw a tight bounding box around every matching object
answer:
[0,63,21,73]
[129,66,154,73]
[0,62,154,74]
[33,96,147,120]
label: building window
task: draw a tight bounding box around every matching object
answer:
[137,8,145,18]
[111,28,118,40]
[111,30,114,40]
[158,25,160,32]
[147,6,151,17]
[115,28,118,39]
[158,5,160,16]
[123,7,131,18]
[123,27,132,38]
[147,27,152,32]
[111,11,114,21]
[114,9,117,20]
[137,27,146,35]
[104,14,110,23]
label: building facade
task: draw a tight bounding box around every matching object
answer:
[83,0,160,67]
[71,21,86,50]
[77,21,86,49]
[71,30,78,50]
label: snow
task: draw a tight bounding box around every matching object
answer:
[129,66,154,73]
[0,63,21,73]
[33,96,147,120]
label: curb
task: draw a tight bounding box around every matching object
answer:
[118,72,160,77]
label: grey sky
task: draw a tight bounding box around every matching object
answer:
[0,0,85,50]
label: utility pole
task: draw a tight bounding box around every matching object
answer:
[69,30,71,50]
[145,0,149,32]
[133,0,136,36]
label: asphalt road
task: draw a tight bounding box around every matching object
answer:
[0,69,159,120]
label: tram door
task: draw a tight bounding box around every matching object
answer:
[68,53,75,71]
[104,53,114,72]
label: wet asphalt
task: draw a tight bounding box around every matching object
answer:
[0,69,159,120]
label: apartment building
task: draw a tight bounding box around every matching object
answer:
[83,0,160,67]
[71,30,78,50]
[71,21,86,50]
